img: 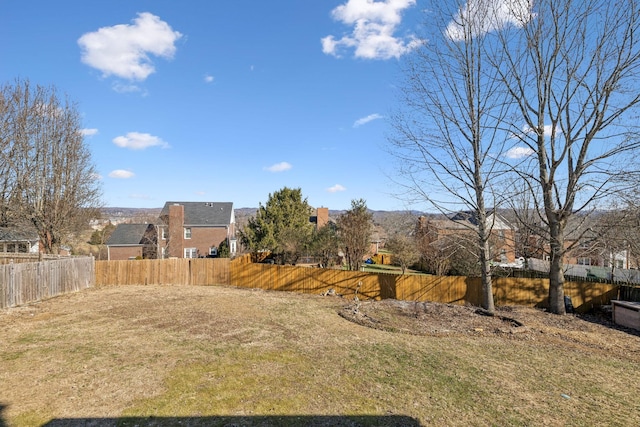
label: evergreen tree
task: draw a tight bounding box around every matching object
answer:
[239,187,314,264]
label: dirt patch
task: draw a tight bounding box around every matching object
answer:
[338,298,640,360]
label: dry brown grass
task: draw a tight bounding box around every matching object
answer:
[1,285,640,426]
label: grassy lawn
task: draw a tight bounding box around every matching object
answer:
[358,263,425,275]
[1,285,639,426]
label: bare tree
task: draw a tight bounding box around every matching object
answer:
[415,217,453,275]
[504,182,547,262]
[391,1,515,312]
[494,0,640,313]
[385,233,420,274]
[0,79,102,254]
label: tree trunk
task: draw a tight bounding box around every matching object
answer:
[547,221,566,315]
[476,206,495,313]
[480,238,495,314]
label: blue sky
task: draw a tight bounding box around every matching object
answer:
[2,0,426,211]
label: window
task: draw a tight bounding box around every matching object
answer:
[161,228,168,240]
[184,248,197,258]
[616,259,624,269]
[184,227,192,239]
[577,257,591,266]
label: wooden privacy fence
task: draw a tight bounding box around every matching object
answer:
[95,258,231,286]
[0,254,73,265]
[0,257,94,309]
[93,258,620,312]
[229,263,618,312]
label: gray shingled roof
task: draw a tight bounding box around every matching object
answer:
[0,227,38,242]
[107,224,153,246]
[160,202,234,226]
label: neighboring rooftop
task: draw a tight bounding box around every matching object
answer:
[0,227,38,242]
[160,202,234,226]
[106,224,154,246]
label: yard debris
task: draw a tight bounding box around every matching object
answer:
[322,288,338,297]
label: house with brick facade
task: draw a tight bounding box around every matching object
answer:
[106,223,157,260]
[417,211,517,264]
[158,201,236,259]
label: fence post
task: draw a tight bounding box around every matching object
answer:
[8,260,15,307]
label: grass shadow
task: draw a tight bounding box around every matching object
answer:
[41,414,422,426]
[577,308,640,338]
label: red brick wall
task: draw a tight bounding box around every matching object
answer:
[109,246,143,260]
[183,227,229,257]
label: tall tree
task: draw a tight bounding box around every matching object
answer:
[391,0,512,312]
[239,187,314,264]
[337,199,372,271]
[494,0,640,313]
[0,79,102,254]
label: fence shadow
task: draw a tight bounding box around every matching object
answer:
[41,415,422,426]
[577,309,640,338]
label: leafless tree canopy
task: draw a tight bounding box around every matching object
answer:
[392,0,640,314]
[390,0,519,312]
[0,79,102,254]
[494,0,640,313]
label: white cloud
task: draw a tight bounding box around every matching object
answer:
[322,0,418,60]
[78,12,182,81]
[510,124,555,142]
[264,162,292,172]
[504,146,535,159]
[113,132,169,150]
[522,124,554,137]
[445,0,532,41]
[81,128,98,136]
[204,74,214,83]
[354,113,383,127]
[112,82,145,94]
[109,169,135,179]
[327,184,347,193]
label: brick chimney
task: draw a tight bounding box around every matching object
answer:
[316,207,329,230]
[168,204,184,258]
